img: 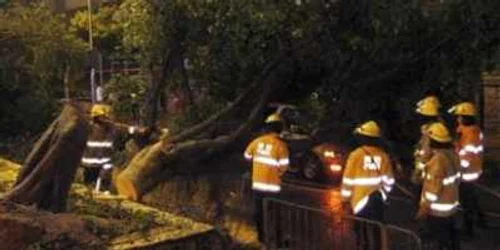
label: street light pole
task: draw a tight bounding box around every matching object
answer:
[87,0,96,103]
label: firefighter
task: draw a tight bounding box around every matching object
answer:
[81,103,145,194]
[341,121,395,250]
[244,113,290,243]
[416,122,460,250]
[448,102,485,236]
[412,95,442,185]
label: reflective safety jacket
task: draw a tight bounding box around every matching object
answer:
[244,132,289,193]
[413,123,433,183]
[81,119,137,169]
[81,121,116,168]
[421,149,460,217]
[341,146,395,215]
[456,124,483,182]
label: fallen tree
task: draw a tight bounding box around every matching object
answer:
[2,103,89,213]
[115,55,281,201]
[116,0,500,201]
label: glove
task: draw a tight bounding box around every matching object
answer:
[415,205,430,220]
[128,126,150,136]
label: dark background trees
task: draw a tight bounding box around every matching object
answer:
[113,0,500,199]
[0,3,87,159]
[1,0,500,198]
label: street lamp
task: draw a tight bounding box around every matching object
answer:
[87,0,96,103]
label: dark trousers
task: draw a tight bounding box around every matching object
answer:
[459,182,483,235]
[83,167,112,191]
[99,167,113,191]
[83,167,100,184]
[355,191,384,250]
[253,190,277,243]
[426,215,459,250]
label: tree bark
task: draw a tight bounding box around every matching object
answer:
[63,63,70,99]
[142,49,175,128]
[115,41,309,200]
[3,103,89,213]
[116,69,276,201]
[178,55,195,108]
[166,54,284,144]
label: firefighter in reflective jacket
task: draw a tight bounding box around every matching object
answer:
[341,121,395,250]
[449,102,485,236]
[416,122,460,250]
[244,113,289,242]
[82,104,145,193]
[412,95,442,184]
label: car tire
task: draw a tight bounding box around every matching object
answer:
[301,152,323,182]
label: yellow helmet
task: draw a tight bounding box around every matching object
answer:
[354,120,381,138]
[265,113,282,123]
[427,122,452,143]
[90,104,111,118]
[448,102,477,116]
[415,96,440,117]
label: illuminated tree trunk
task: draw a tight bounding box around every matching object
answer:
[3,103,89,213]
[116,83,271,200]
[115,57,283,200]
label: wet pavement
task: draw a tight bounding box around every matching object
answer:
[278,178,500,250]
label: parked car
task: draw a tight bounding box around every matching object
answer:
[268,104,346,185]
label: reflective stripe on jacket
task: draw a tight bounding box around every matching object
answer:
[244,132,289,193]
[341,146,395,215]
[81,121,115,168]
[421,149,460,217]
[414,123,433,181]
[456,125,483,182]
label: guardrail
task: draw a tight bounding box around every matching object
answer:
[263,197,422,250]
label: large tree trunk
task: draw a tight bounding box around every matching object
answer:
[165,54,284,144]
[3,103,89,213]
[116,73,276,201]
[142,48,176,128]
[116,41,306,200]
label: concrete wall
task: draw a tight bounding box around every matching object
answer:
[482,73,500,161]
[483,74,500,134]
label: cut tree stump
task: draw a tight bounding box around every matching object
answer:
[2,103,89,213]
[115,142,169,201]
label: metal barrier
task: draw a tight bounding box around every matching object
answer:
[386,224,422,250]
[263,198,422,250]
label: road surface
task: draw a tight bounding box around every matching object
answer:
[278,178,500,250]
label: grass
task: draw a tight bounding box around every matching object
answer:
[0,158,162,242]
[66,191,162,240]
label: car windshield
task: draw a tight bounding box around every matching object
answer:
[281,107,313,134]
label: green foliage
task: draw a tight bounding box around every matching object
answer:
[70,0,155,64]
[70,5,120,48]
[166,98,226,135]
[104,74,148,119]
[144,0,321,110]
[0,3,87,138]
[2,0,499,152]
[102,0,494,143]
[0,3,87,85]
[68,193,160,236]
[113,0,154,62]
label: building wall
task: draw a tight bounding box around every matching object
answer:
[482,73,500,160]
[483,74,500,133]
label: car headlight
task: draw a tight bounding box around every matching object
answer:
[323,151,335,158]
